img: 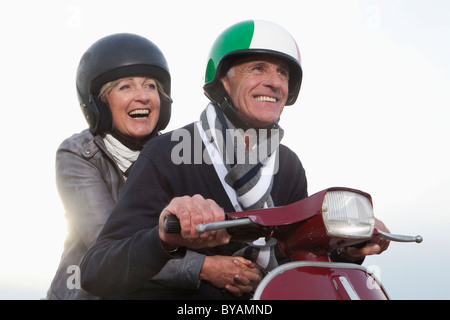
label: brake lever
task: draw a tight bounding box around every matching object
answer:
[374,229,423,243]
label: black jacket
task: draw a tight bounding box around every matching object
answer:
[80,122,308,299]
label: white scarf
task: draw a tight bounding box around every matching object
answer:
[103,134,140,175]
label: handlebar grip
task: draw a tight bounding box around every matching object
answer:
[163,215,181,234]
[163,214,252,234]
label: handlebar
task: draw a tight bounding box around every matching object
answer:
[163,214,252,234]
[196,218,253,233]
[163,215,423,244]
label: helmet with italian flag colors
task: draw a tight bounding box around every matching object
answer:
[204,20,303,107]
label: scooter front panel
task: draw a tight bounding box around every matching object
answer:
[253,261,389,300]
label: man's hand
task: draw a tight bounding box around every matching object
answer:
[200,255,262,297]
[159,194,230,250]
[346,218,391,258]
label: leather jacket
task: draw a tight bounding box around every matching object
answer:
[47,129,203,299]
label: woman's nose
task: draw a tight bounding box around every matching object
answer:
[133,87,151,104]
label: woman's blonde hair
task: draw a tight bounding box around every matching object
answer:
[99,77,171,103]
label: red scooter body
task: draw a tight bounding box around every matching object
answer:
[165,187,422,300]
[222,187,421,300]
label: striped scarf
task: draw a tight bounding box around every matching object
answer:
[199,103,283,270]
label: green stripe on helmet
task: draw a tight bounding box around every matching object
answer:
[205,20,254,83]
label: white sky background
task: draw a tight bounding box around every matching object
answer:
[0,0,449,299]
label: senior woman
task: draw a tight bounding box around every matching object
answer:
[47,33,177,299]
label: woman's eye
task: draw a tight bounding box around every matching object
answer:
[119,84,131,90]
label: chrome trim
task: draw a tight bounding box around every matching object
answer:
[338,276,360,300]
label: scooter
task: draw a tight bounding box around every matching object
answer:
[165,187,422,300]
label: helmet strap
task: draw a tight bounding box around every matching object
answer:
[218,94,252,131]
[217,88,277,131]
[111,127,157,151]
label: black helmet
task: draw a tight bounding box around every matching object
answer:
[76,33,172,135]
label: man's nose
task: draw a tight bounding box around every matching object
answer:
[263,68,286,90]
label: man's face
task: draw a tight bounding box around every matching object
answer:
[221,56,290,128]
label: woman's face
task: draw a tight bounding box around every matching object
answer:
[107,76,161,141]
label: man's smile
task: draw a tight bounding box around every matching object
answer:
[254,96,278,103]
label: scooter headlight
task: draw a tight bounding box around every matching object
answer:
[322,190,374,238]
